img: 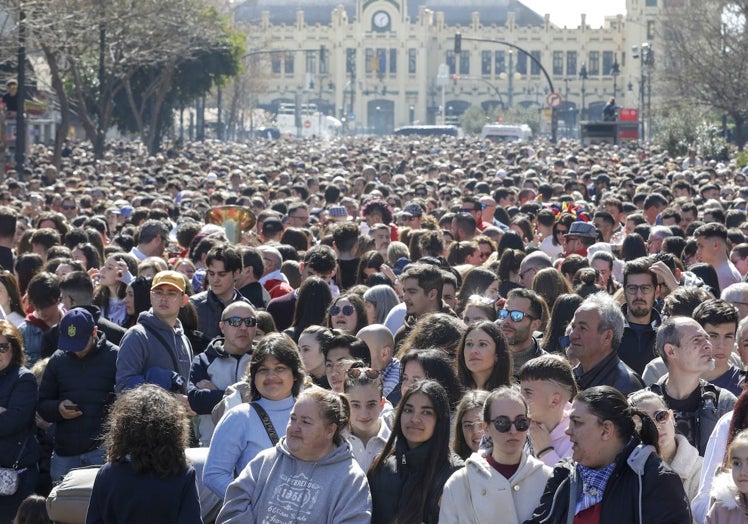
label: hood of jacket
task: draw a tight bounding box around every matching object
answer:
[277,436,355,466]
[204,337,228,358]
[710,471,746,511]
[137,309,184,335]
[670,433,702,480]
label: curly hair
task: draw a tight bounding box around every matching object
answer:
[103,384,189,478]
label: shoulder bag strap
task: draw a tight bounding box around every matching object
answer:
[141,323,186,393]
[12,436,29,470]
[251,402,280,446]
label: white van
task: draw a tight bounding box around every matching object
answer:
[480,123,533,143]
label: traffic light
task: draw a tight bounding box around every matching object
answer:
[454,33,462,54]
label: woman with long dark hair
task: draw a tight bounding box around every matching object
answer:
[283,277,333,342]
[369,380,464,524]
[456,320,512,392]
[526,386,690,523]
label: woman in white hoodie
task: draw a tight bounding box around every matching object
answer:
[439,386,552,524]
[629,390,703,501]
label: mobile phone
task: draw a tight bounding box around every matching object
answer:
[64,404,81,412]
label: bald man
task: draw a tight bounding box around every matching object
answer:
[188,301,257,445]
[357,324,400,397]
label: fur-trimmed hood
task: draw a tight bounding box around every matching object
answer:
[710,472,745,511]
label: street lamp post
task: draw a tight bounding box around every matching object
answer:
[579,63,588,121]
[611,57,620,99]
[508,50,514,109]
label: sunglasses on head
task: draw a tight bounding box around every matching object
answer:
[346,368,380,379]
[491,415,531,433]
[222,316,257,328]
[497,309,533,322]
[330,305,355,316]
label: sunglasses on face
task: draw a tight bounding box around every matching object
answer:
[330,305,355,316]
[497,309,534,322]
[222,316,258,328]
[346,367,380,379]
[490,415,531,433]
[653,409,670,424]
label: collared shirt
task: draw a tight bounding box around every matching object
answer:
[344,418,392,473]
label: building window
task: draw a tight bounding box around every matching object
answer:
[553,51,563,76]
[647,20,656,39]
[447,51,456,74]
[646,0,657,6]
[588,51,599,75]
[482,51,491,75]
[305,51,316,74]
[320,49,328,75]
[284,53,294,74]
[602,51,614,75]
[515,51,527,75]
[346,48,356,75]
[389,48,397,74]
[566,51,577,76]
[408,48,416,74]
[495,51,505,74]
[459,51,470,75]
[530,51,541,75]
[376,48,387,74]
[271,52,281,74]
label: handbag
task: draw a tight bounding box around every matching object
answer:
[251,402,280,445]
[0,437,29,496]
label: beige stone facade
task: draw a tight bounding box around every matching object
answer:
[235,0,660,135]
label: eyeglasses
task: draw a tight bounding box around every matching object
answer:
[653,410,670,424]
[461,421,484,432]
[0,342,11,353]
[624,284,656,295]
[330,305,355,316]
[62,204,76,210]
[222,316,257,328]
[497,309,535,322]
[346,368,380,379]
[555,229,568,236]
[490,415,531,433]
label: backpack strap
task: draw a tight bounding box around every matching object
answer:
[251,402,280,446]
[141,323,186,394]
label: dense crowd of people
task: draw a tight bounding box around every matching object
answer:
[2,133,748,523]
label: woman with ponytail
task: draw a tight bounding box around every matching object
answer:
[526,385,691,524]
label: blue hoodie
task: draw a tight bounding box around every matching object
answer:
[216,437,371,524]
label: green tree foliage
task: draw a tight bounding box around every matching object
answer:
[460,105,489,134]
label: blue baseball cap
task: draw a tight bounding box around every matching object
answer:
[58,309,96,352]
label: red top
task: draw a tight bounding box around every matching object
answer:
[574,504,601,524]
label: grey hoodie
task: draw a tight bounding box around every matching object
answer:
[217,437,372,524]
[115,309,193,393]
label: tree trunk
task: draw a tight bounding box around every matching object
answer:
[41,45,69,169]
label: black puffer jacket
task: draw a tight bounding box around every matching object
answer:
[369,437,464,524]
[523,439,691,524]
[37,334,118,456]
[0,365,38,469]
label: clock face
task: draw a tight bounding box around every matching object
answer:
[373,10,390,30]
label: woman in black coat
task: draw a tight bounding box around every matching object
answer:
[369,379,463,524]
[524,386,691,524]
[0,321,38,524]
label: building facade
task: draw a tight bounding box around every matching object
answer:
[234,0,657,135]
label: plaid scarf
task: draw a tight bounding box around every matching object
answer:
[575,462,616,515]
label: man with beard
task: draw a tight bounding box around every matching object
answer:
[618,257,662,375]
[498,288,547,378]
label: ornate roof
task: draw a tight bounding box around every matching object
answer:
[234,0,544,27]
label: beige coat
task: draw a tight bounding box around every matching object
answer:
[439,449,551,524]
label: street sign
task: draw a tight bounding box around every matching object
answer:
[437,63,449,87]
[546,92,562,108]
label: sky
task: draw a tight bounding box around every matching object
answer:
[521,0,628,29]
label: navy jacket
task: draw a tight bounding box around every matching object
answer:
[38,334,118,456]
[0,365,38,469]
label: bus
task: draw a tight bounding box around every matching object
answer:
[392,125,462,137]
